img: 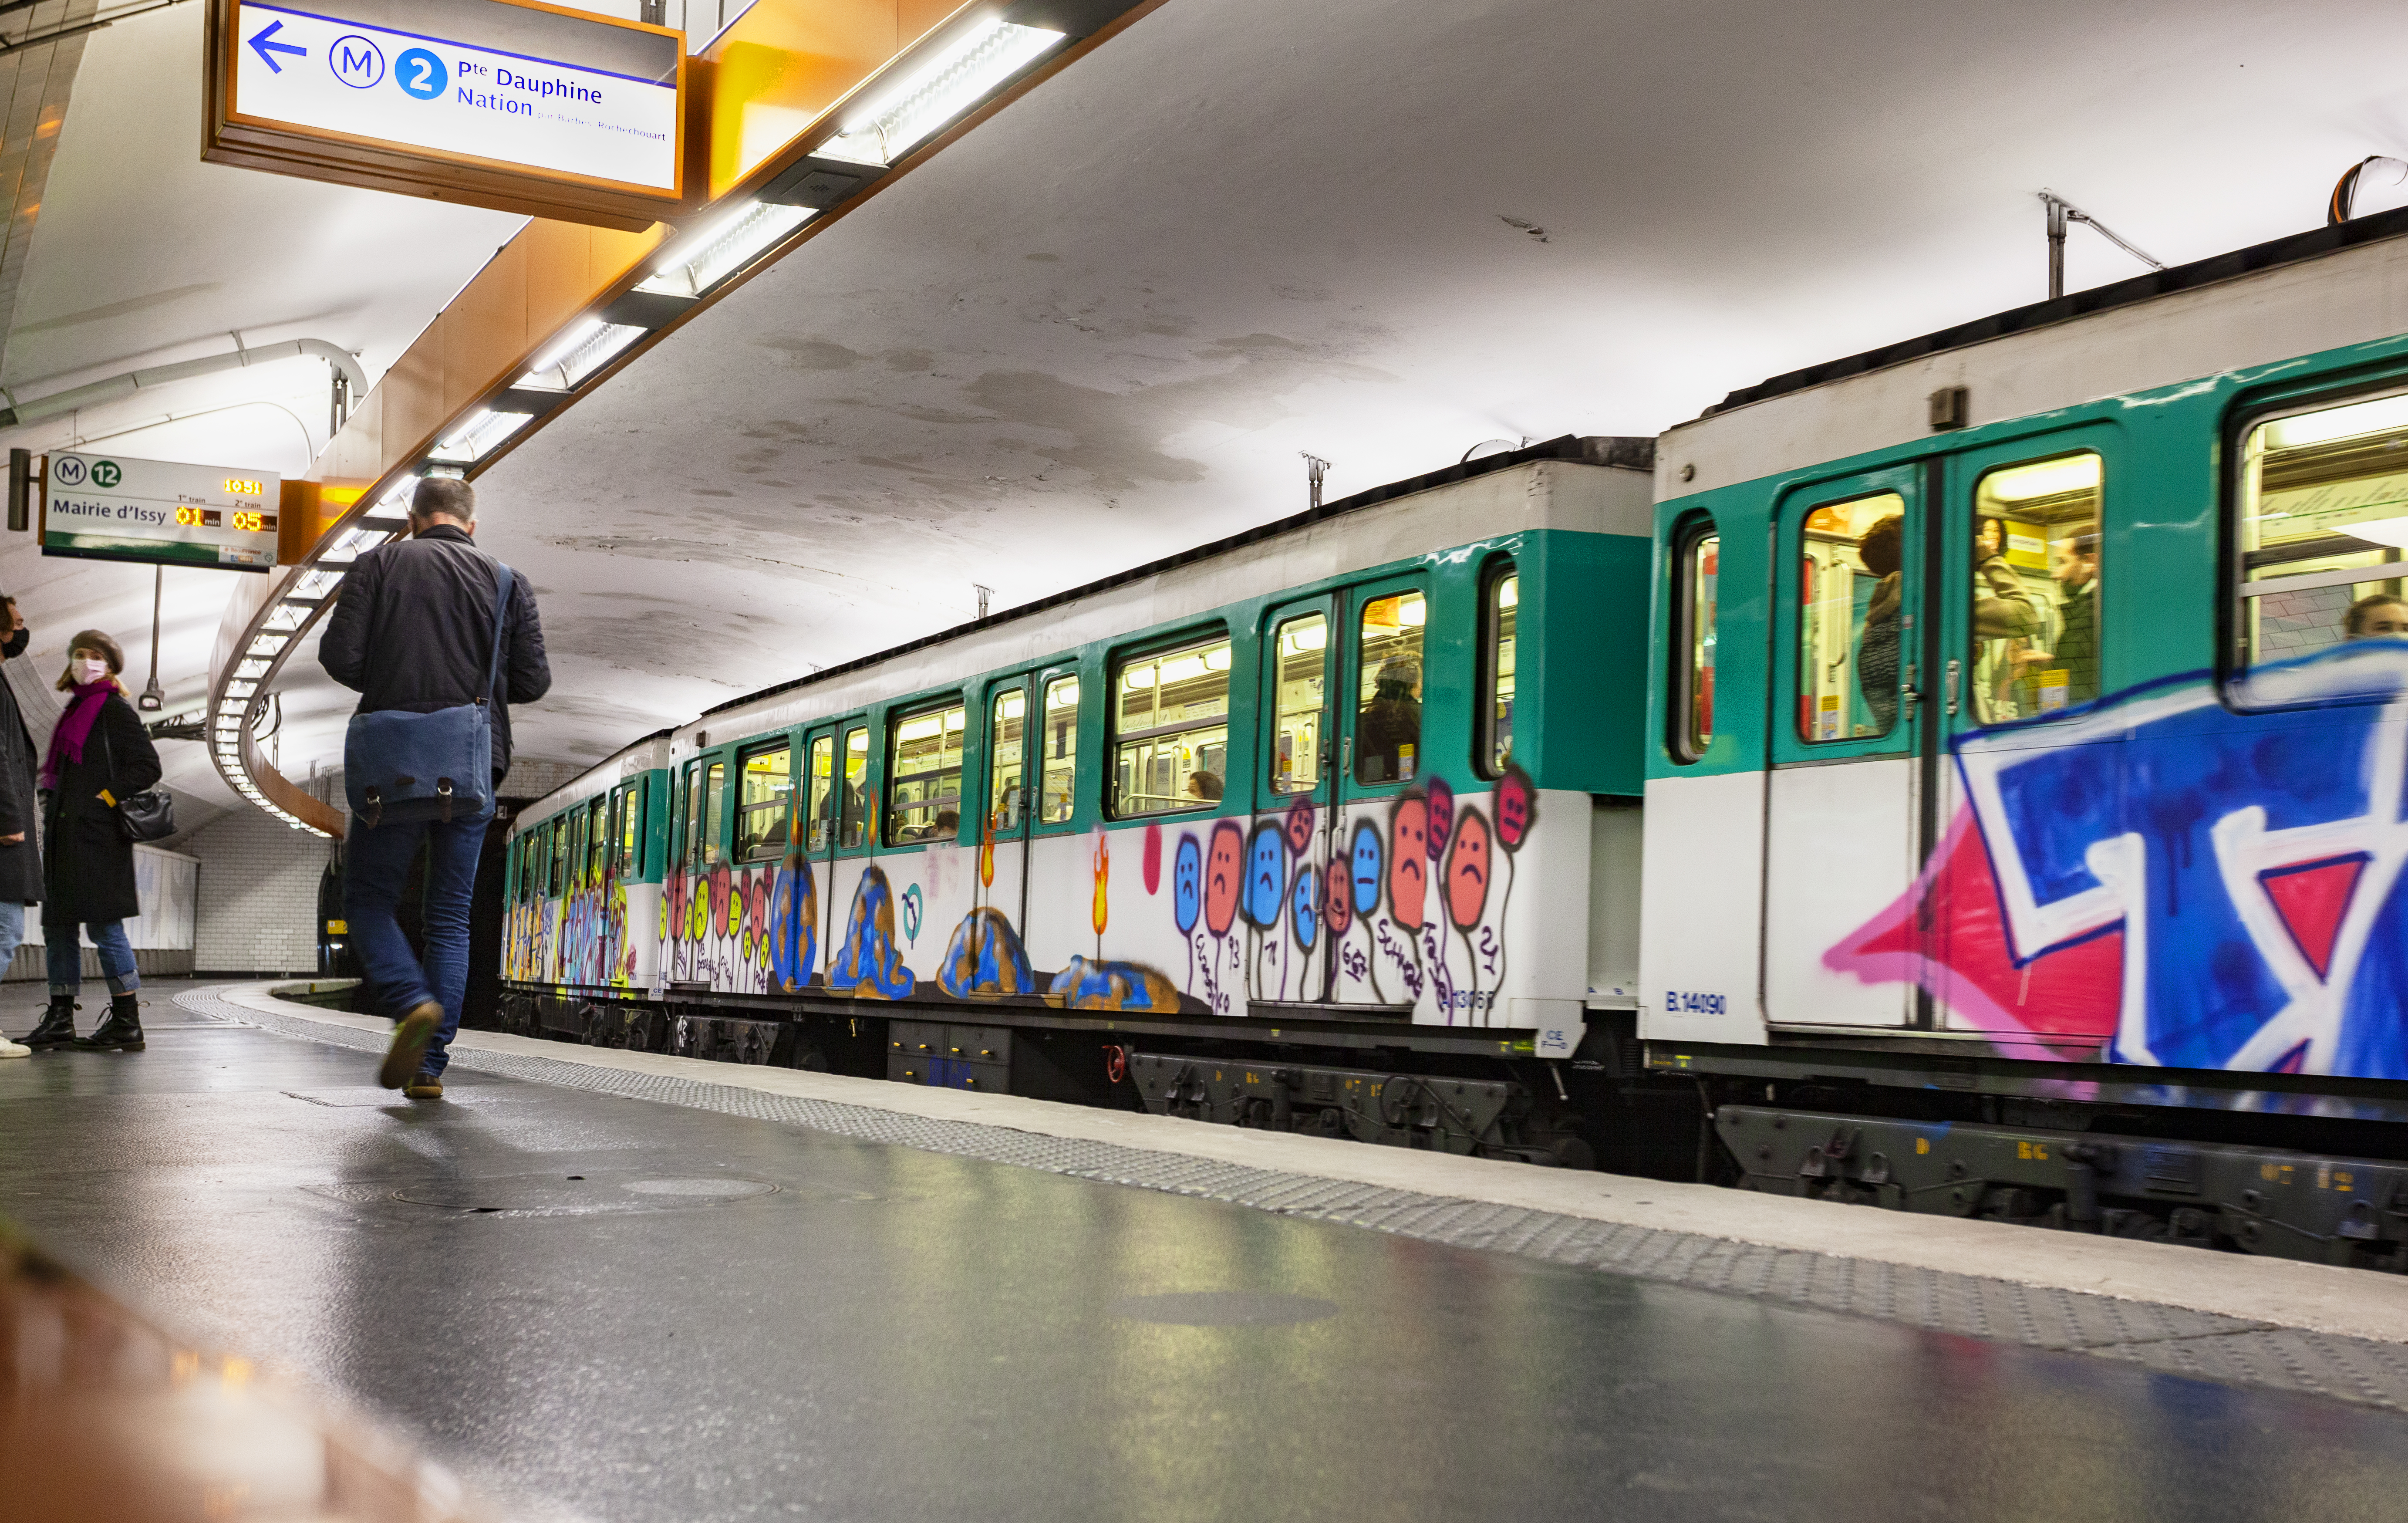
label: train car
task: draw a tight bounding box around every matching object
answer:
[500,729,672,1043]
[1644,207,2408,1264]
[500,438,1656,1162]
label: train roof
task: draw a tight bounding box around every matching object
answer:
[1709,203,2408,415]
[696,432,1653,722]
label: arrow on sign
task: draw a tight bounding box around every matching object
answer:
[249,19,307,73]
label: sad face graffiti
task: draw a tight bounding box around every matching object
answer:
[1243,821,1286,929]
[1325,858,1353,937]
[1204,820,1244,937]
[1173,835,1203,935]
[1444,809,1493,931]
[1388,796,1428,929]
[1350,820,1383,917]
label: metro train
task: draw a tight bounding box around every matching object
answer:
[500,205,2408,1268]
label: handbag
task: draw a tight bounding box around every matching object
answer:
[98,715,176,843]
[343,564,515,829]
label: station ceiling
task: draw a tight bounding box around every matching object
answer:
[7,0,2407,821]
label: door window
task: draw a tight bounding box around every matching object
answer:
[620,781,644,879]
[698,760,726,869]
[1969,453,2102,722]
[839,726,869,848]
[1482,567,1518,774]
[1672,530,1718,760]
[1269,614,1326,795]
[989,687,1027,832]
[1040,676,1078,825]
[804,735,834,852]
[1112,638,1230,816]
[1354,591,1426,784]
[1797,493,1908,742]
[735,743,793,861]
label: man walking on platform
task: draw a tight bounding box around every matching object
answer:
[321,478,548,1097]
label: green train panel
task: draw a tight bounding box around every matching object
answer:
[638,453,1652,1050]
[502,731,671,994]
[1642,225,2408,1088]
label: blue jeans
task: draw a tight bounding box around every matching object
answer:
[45,912,138,997]
[0,901,22,980]
[346,805,489,1079]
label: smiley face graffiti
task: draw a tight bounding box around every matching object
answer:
[1350,820,1383,917]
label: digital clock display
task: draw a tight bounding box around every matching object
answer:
[174,506,275,532]
[224,477,266,496]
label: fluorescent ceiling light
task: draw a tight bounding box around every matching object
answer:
[287,570,344,602]
[636,202,815,298]
[429,410,535,464]
[245,635,288,656]
[2264,395,2408,452]
[1986,454,2102,502]
[819,17,1065,166]
[233,659,269,679]
[520,318,647,390]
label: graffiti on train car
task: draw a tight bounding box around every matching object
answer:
[1828,644,2408,1078]
[505,870,635,988]
[648,763,1548,1020]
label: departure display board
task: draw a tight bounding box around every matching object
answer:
[206,0,685,231]
[42,453,281,571]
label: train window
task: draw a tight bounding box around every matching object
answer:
[1270,614,1326,795]
[1798,493,1908,741]
[839,726,870,849]
[2234,391,2408,682]
[620,783,644,880]
[1969,453,2101,722]
[1355,591,1426,784]
[805,736,834,853]
[567,807,587,894]
[695,760,726,870]
[586,797,608,886]
[677,761,699,872]
[735,743,792,862]
[886,704,966,845]
[547,818,566,896]
[1671,529,1718,760]
[1113,637,1230,816]
[605,788,624,879]
[1040,676,1078,825]
[989,687,1027,832]
[1481,567,1518,775]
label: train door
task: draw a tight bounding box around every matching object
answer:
[1932,433,2114,1039]
[1764,468,1927,1027]
[800,725,836,986]
[1018,668,1083,977]
[1260,595,1336,1003]
[983,677,1035,935]
[1334,577,1429,1016]
[827,718,872,971]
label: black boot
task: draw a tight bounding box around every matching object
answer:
[23,996,78,1049]
[73,993,144,1052]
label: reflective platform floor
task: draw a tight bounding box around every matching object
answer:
[7,983,2408,1523]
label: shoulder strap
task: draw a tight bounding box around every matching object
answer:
[483,563,515,704]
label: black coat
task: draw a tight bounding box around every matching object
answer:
[0,673,39,904]
[318,523,550,783]
[41,690,159,925]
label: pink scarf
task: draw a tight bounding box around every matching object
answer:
[40,679,111,790]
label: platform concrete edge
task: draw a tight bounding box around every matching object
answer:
[220,983,2408,1344]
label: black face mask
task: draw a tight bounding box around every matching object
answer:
[0,627,24,659]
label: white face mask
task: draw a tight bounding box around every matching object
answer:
[71,656,108,686]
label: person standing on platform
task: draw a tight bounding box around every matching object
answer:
[0,597,40,1059]
[24,630,159,1053]
[320,477,549,1098]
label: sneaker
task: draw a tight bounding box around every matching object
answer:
[0,1035,27,1059]
[402,1073,444,1100]
[378,1001,443,1090]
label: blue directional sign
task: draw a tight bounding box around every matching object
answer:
[248,18,306,73]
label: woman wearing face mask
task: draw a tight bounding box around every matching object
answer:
[21,631,159,1052]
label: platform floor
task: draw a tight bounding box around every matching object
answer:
[8,983,2408,1523]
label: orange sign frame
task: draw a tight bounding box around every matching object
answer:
[202,0,692,233]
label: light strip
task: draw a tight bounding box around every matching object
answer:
[520,319,647,391]
[819,17,1065,166]
[636,201,816,299]
[428,410,535,464]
